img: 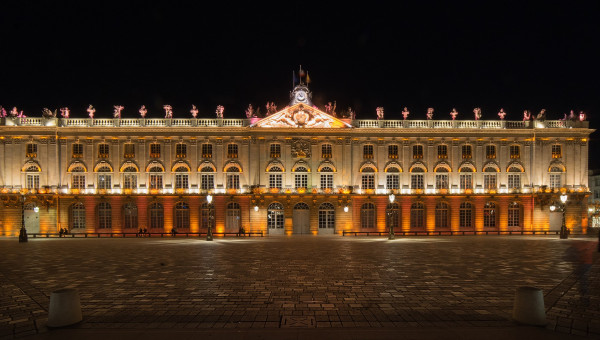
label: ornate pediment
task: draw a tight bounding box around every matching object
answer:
[252,103,351,128]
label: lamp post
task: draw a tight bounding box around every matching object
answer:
[19,194,28,242]
[206,194,214,241]
[388,193,395,240]
[551,194,569,239]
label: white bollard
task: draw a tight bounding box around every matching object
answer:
[512,286,546,326]
[47,288,82,327]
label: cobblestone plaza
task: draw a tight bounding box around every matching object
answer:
[1,236,598,339]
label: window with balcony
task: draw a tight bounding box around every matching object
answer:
[437,145,447,159]
[461,145,472,159]
[26,174,40,189]
[270,143,281,158]
[123,143,135,158]
[98,143,110,158]
[412,145,423,159]
[510,145,520,159]
[26,143,37,158]
[150,143,161,158]
[72,143,83,158]
[552,144,562,159]
[201,143,213,158]
[363,144,374,159]
[486,145,496,159]
[227,144,238,158]
[176,143,187,158]
[321,144,332,159]
[388,145,399,159]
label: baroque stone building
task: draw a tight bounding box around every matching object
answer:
[0,85,594,236]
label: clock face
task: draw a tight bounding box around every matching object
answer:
[295,91,306,102]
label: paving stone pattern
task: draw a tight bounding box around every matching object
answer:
[0,236,598,338]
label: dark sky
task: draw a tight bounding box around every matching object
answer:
[1,2,599,162]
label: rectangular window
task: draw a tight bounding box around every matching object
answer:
[508,174,521,189]
[386,174,399,189]
[26,143,37,158]
[150,143,161,158]
[123,174,137,189]
[270,144,281,158]
[595,190,600,199]
[72,143,83,158]
[295,174,308,188]
[201,144,213,158]
[123,143,135,158]
[175,174,189,189]
[149,174,163,189]
[413,145,423,159]
[437,145,447,159]
[510,145,520,159]
[550,174,561,188]
[98,174,112,189]
[320,174,333,189]
[363,145,374,159]
[362,174,375,189]
[72,175,85,189]
[227,144,238,158]
[552,144,562,159]
[460,174,473,190]
[200,174,214,190]
[226,174,240,189]
[388,145,399,159]
[462,145,472,159]
[176,143,187,158]
[269,174,282,188]
[26,174,40,189]
[596,178,600,186]
[486,145,496,159]
[484,174,497,190]
[411,174,424,189]
[435,174,449,189]
[322,144,332,159]
[98,144,110,158]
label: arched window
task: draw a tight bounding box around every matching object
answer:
[226,202,241,231]
[459,166,474,190]
[226,167,241,189]
[549,166,564,188]
[295,167,308,189]
[410,166,425,190]
[318,203,335,229]
[435,202,449,229]
[149,166,164,189]
[174,165,189,189]
[200,166,215,190]
[149,202,164,229]
[459,202,473,228]
[70,202,85,229]
[410,202,425,228]
[508,202,521,228]
[386,202,400,231]
[361,203,376,229]
[97,202,112,229]
[268,166,283,189]
[484,202,497,228]
[268,203,284,229]
[174,202,190,230]
[122,166,138,189]
[200,202,214,230]
[123,202,138,229]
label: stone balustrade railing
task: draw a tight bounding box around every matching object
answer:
[0,117,589,129]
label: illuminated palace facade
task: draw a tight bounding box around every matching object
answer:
[0,85,594,236]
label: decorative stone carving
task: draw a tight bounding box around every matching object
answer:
[291,139,311,158]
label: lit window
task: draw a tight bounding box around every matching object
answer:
[72,143,83,158]
[26,143,37,158]
[176,143,187,158]
[437,145,447,159]
[412,145,423,159]
[150,143,161,158]
[322,144,332,159]
[510,145,520,159]
[388,145,399,159]
[486,145,496,159]
[552,144,562,159]
[363,145,374,159]
[270,144,281,158]
[98,144,110,158]
[201,144,213,158]
[227,144,238,158]
[462,145,472,159]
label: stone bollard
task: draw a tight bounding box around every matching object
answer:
[47,288,82,328]
[512,286,546,326]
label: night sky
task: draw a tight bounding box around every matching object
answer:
[1,2,598,163]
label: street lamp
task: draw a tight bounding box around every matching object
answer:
[550,194,569,239]
[388,193,395,240]
[19,194,28,243]
[206,194,214,241]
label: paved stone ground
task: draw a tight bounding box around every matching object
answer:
[0,235,598,339]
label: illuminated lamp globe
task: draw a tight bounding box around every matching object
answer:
[343,206,349,213]
[560,194,568,204]
[206,194,213,204]
[254,205,259,212]
[550,205,556,212]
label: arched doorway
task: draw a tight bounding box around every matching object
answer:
[267,202,285,235]
[24,203,40,234]
[293,202,310,234]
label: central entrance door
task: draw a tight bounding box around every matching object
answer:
[268,202,285,235]
[293,202,310,234]
[24,203,40,234]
